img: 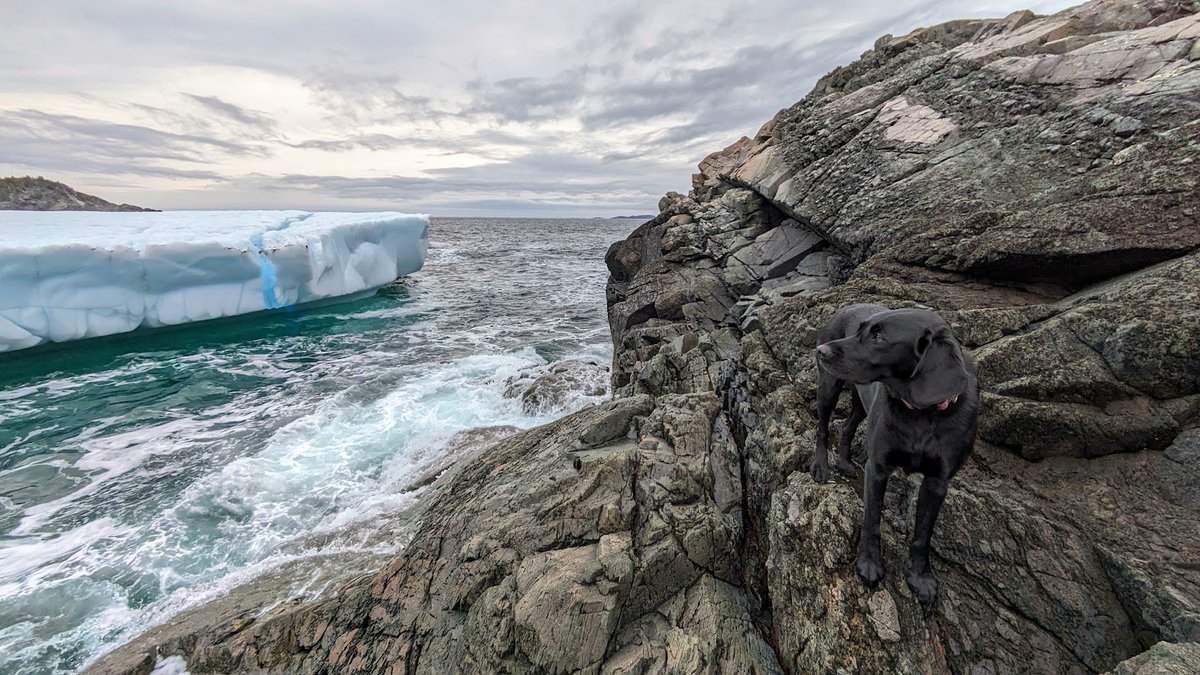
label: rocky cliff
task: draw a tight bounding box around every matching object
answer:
[90,1,1199,673]
[0,176,155,211]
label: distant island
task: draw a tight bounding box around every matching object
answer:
[0,176,156,212]
[596,214,654,220]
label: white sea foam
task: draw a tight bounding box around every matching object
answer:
[0,519,134,592]
[150,655,190,675]
[164,349,556,551]
[3,346,608,674]
[12,418,202,536]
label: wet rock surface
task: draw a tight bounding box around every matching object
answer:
[502,359,611,415]
[90,1,1199,673]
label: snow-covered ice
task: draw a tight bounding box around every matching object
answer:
[0,211,429,352]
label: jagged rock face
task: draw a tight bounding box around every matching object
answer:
[87,2,1199,674]
[724,0,1200,290]
[607,0,1199,671]
[0,176,155,211]
[702,1,1200,456]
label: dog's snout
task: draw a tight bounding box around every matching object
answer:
[816,344,834,359]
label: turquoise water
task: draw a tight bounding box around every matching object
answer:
[0,217,637,674]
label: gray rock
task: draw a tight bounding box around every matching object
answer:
[867,590,902,642]
[1105,641,1200,674]
[726,220,825,282]
[760,270,830,296]
[399,425,522,492]
[503,359,611,415]
[1164,428,1200,464]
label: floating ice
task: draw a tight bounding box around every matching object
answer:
[0,211,429,352]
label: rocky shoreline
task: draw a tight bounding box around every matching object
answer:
[0,176,155,211]
[90,0,1198,672]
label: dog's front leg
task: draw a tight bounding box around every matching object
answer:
[835,387,866,476]
[856,459,891,586]
[809,374,842,483]
[906,475,948,607]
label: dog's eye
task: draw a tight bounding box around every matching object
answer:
[873,332,884,343]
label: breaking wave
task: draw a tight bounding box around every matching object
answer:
[0,217,634,674]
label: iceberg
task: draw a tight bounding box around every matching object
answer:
[0,211,429,352]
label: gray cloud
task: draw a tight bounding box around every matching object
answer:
[464,70,589,122]
[0,110,264,178]
[213,145,681,216]
[0,0,1081,215]
[286,132,484,154]
[302,71,456,126]
[183,94,278,134]
[261,151,666,200]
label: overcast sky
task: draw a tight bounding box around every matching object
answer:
[0,0,1077,216]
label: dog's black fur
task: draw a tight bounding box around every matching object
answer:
[811,303,979,606]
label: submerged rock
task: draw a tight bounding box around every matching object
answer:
[502,359,611,415]
[88,1,1200,673]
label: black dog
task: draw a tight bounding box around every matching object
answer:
[810,303,978,606]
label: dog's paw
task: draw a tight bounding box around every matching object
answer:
[809,458,830,484]
[906,570,938,607]
[857,556,885,587]
[835,457,857,476]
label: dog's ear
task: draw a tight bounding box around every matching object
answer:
[908,327,968,408]
[914,327,934,356]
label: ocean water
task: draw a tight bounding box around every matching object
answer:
[0,217,638,674]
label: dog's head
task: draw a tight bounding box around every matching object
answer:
[815,308,969,409]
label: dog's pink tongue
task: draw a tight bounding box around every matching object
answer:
[935,398,951,411]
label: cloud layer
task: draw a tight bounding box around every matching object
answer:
[0,0,1076,215]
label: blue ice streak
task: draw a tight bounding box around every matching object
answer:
[251,233,282,309]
